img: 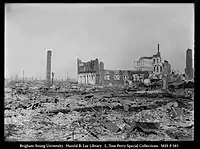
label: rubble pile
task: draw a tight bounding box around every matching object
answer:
[4,81,194,141]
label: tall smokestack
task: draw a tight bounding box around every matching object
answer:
[185,49,193,80]
[46,50,52,88]
[158,44,159,53]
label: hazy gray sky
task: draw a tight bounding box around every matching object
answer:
[5,4,194,79]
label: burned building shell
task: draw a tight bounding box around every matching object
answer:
[77,58,103,85]
[134,44,164,75]
[77,58,149,86]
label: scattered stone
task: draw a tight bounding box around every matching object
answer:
[4,81,194,141]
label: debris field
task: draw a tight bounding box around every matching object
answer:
[4,81,194,141]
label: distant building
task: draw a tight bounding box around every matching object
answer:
[77,45,172,86]
[77,58,149,86]
[77,58,103,85]
[185,49,193,80]
[134,44,164,75]
[134,56,153,72]
[99,69,149,86]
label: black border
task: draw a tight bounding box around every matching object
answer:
[3,2,198,149]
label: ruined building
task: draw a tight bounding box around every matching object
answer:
[46,50,52,88]
[134,44,163,75]
[100,69,149,86]
[77,58,104,85]
[77,45,172,86]
[77,58,149,86]
[185,49,193,80]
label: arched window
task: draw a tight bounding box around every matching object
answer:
[123,75,128,80]
[157,67,159,72]
[104,74,110,80]
[83,75,86,83]
[114,74,120,80]
[160,66,162,72]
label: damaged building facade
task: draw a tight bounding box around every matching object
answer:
[77,58,149,86]
[77,44,172,86]
[134,44,171,77]
[77,58,104,85]
[99,70,149,86]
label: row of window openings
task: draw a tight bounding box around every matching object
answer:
[154,66,162,72]
[153,58,160,64]
[105,74,143,81]
[105,74,126,80]
[80,75,95,80]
